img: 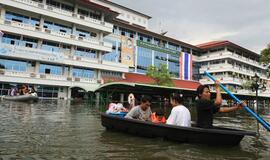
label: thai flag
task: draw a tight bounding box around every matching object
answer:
[180,52,192,80]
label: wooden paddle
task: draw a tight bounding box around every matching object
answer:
[205,71,270,132]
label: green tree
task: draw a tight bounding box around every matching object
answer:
[241,80,253,90]
[146,64,174,87]
[260,43,270,64]
[259,43,270,77]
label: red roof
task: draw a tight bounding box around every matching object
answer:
[196,40,259,56]
[102,73,201,90]
[196,41,230,49]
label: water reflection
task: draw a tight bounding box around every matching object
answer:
[0,100,269,160]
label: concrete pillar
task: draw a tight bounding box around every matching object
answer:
[95,92,100,107]
[37,39,43,49]
[74,4,78,14]
[39,16,45,32]
[97,70,101,81]
[99,32,104,42]
[152,50,154,66]
[0,7,6,19]
[134,32,138,73]
[67,87,71,99]
[72,24,76,35]
[35,61,40,73]
[69,66,73,77]
[101,12,105,22]
[70,46,75,55]
[120,93,124,103]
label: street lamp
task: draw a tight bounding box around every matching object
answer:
[251,73,266,112]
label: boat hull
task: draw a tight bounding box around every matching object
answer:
[3,94,39,102]
[101,113,256,146]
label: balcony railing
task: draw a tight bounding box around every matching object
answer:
[1,69,98,84]
[11,0,113,29]
[0,19,112,49]
[200,64,268,80]
[198,51,266,69]
[0,43,129,72]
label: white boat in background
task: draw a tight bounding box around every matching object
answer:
[3,93,39,102]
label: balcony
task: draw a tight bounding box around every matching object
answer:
[199,76,243,85]
[0,70,98,87]
[198,51,266,70]
[0,44,129,73]
[0,19,112,52]
[6,0,113,33]
[200,64,268,80]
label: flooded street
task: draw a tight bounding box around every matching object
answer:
[0,100,270,160]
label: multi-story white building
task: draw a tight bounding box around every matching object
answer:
[194,41,270,97]
[0,0,129,99]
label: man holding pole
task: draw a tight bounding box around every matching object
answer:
[196,80,246,128]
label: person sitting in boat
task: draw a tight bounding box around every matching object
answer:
[166,93,191,127]
[151,110,166,124]
[18,85,29,95]
[106,97,128,114]
[10,88,18,96]
[196,80,246,128]
[125,95,152,121]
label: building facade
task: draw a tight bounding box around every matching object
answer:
[0,0,129,99]
[194,41,270,97]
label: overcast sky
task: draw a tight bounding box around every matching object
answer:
[111,0,270,53]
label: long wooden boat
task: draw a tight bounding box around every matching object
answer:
[3,93,39,102]
[101,113,256,146]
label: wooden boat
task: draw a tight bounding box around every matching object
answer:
[3,93,39,102]
[101,113,256,146]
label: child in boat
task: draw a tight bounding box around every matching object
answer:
[151,110,166,124]
[106,97,128,114]
[166,93,191,127]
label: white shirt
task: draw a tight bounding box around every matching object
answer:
[106,103,125,113]
[166,105,191,127]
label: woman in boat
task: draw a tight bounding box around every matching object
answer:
[196,80,246,128]
[125,95,152,121]
[166,93,191,127]
[106,96,127,114]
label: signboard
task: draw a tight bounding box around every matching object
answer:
[121,36,134,67]
[137,40,179,55]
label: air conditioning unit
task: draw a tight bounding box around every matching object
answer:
[75,77,80,81]
[40,74,46,78]
[70,35,76,39]
[4,20,11,25]
[72,13,77,17]
[38,4,44,8]
[79,15,85,19]
[45,29,51,33]
[78,37,83,41]
[30,73,36,77]
[67,77,72,81]
[0,69,5,75]
[47,6,53,10]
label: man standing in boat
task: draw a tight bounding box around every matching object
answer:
[125,95,152,121]
[196,80,246,128]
